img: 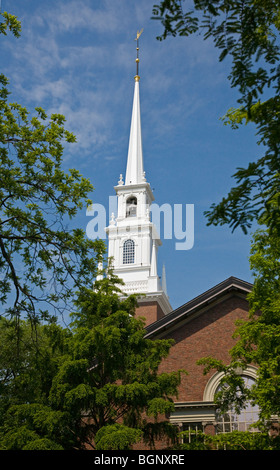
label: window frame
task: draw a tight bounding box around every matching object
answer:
[215,375,260,434]
[123,239,135,264]
[126,196,137,218]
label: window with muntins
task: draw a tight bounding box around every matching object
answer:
[123,239,135,264]
[215,376,259,433]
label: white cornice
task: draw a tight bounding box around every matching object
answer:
[137,291,172,316]
[114,182,154,202]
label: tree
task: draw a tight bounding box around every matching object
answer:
[196,228,280,428]
[0,270,184,450]
[152,0,280,235]
[0,318,74,450]
[49,270,184,449]
[0,11,105,324]
[152,0,280,430]
[235,228,280,422]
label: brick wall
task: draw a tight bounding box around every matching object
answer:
[157,294,249,402]
[132,293,251,449]
[135,300,165,326]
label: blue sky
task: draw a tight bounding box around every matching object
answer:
[1,0,259,311]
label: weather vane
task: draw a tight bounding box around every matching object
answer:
[134,29,143,80]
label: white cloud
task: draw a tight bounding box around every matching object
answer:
[3,0,227,164]
[39,0,125,34]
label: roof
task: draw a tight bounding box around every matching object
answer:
[145,276,252,338]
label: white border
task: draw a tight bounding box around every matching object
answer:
[203,365,258,402]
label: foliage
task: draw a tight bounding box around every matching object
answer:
[176,430,210,450]
[176,429,280,450]
[95,424,143,450]
[0,73,105,323]
[152,0,280,432]
[152,0,280,235]
[0,317,70,406]
[0,404,68,450]
[232,229,280,421]
[0,10,105,324]
[211,430,280,450]
[49,270,184,449]
[0,11,21,37]
[0,270,184,450]
[196,228,280,426]
[0,318,76,450]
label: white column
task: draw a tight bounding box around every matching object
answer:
[150,239,157,277]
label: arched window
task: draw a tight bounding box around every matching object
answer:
[123,239,135,264]
[126,196,137,217]
[215,375,260,433]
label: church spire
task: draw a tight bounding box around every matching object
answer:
[125,29,145,186]
[105,33,172,324]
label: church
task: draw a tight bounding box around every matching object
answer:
[102,34,260,440]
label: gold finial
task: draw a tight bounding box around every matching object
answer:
[134,29,143,81]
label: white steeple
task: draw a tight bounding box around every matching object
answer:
[105,31,172,320]
[125,77,144,185]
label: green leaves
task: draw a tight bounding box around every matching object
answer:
[95,424,143,450]
[152,1,199,40]
[0,11,21,38]
[198,228,280,426]
[0,403,70,450]
[152,1,280,235]
[45,279,183,448]
[206,95,280,234]
[0,77,105,322]
[146,397,174,417]
[0,275,182,450]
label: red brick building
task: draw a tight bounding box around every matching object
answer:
[141,276,259,436]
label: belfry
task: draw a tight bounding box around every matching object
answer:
[105,31,172,324]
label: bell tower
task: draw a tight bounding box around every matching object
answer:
[105,31,172,324]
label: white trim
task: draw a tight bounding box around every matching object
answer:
[137,291,172,315]
[169,402,216,424]
[203,365,258,402]
[145,288,251,338]
[169,366,258,426]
